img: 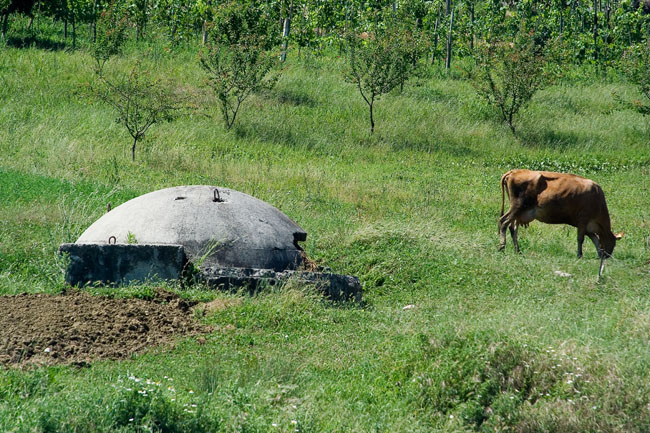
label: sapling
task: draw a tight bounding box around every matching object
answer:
[343,28,418,134]
[199,1,279,130]
[200,36,279,130]
[471,36,552,134]
[93,61,182,161]
[620,40,650,123]
[89,8,128,76]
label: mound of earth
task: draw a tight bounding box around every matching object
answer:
[0,289,211,367]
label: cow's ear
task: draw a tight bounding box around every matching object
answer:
[615,232,624,240]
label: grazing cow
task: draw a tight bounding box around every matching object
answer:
[498,169,622,258]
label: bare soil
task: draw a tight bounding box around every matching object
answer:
[0,289,211,367]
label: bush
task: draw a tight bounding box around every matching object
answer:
[471,35,554,134]
[620,40,650,117]
[92,61,183,161]
[200,2,280,130]
[89,8,128,76]
[344,27,421,134]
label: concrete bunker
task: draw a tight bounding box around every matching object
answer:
[60,186,361,301]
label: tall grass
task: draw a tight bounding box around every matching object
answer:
[1,25,649,431]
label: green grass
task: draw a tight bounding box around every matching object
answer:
[1,26,650,431]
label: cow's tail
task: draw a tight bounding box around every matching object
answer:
[500,171,511,217]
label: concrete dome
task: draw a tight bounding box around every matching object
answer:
[76,186,307,271]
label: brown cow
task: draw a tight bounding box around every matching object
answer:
[498,169,622,258]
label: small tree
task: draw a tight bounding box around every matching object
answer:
[620,40,650,118]
[89,8,128,76]
[199,2,279,130]
[344,28,418,134]
[93,61,181,161]
[471,36,552,134]
[0,0,10,40]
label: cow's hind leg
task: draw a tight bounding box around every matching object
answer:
[498,213,511,251]
[509,222,520,253]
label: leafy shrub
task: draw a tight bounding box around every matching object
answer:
[200,36,279,130]
[200,1,280,130]
[89,7,128,76]
[471,35,554,134]
[344,27,422,134]
[92,61,183,161]
[209,0,278,49]
[620,40,650,118]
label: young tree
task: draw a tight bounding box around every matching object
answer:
[199,1,279,130]
[0,0,9,37]
[89,7,128,75]
[2,0,36,39]
[93,61,182,161]
[343,28,418,134]
[200,36,279,129]
[620,40,650,117]
[471,36,552,134]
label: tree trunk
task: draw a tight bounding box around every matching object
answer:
[469,3,474,51]
[1,12,8,40]
[132,137,138,161]
[281,16,291,62]
[369,100,375,134]
[64,19,67,40]
[72,15,76,49]
[446,9,454,71]
[593,0,598,62]
[202,20,208,45]
[431,5,441,64]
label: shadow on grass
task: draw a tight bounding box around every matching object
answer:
[233,119,323,152]
[404,85,461,106]
[6,35,66,50]
[517,127,586,150]
[391,134,482,158]
[266,87,318,107]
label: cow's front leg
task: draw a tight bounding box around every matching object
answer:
[588,233,601,258]
[577,228,585,258]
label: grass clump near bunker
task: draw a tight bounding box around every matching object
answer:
[1,23,650,432]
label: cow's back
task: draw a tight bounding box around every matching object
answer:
[534,172,609,228]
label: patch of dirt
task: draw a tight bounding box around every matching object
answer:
[0,289,212,367]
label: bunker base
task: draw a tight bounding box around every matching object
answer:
[59,243,362,302]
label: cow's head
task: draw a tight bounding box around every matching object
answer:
[601,231,624,258]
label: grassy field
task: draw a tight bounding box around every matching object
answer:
[1,27,650,432]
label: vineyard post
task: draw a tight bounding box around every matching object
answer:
[446,8,454,71]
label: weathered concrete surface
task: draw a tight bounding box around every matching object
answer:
[76,186,307,271]
[62,186,362,301]
[200,266,363,302]
[59,243,187,287]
